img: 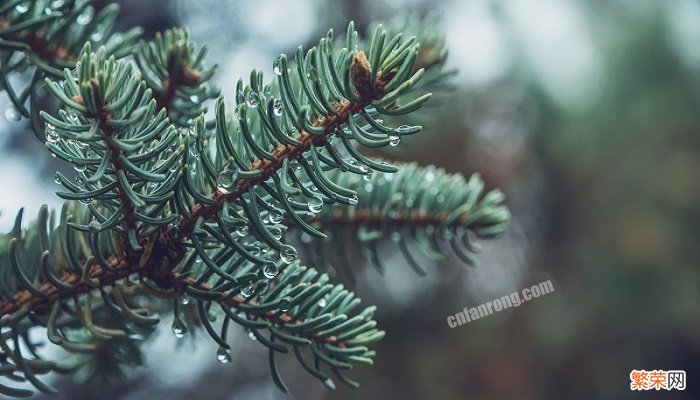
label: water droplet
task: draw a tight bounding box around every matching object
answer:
[248,330,258,340]
[217,168,238,191]
[323,378,336,390]
[363,171,372,181]
[441,228,455,240]
[171,319,186,338]
[273,98,283,116]
[15,2,29,13]
[389,134,400,146]
[78,197,93,205]
[54,174,61,184]
[358,164,369,173]
[46,125,59,143]
[269,226,283,240]
[169,163,178,173]
[246,92,259,108]
[269,209,283,224]
[180,295,191,305]
[300,232,312,244]
[190,95,200,103]
[273,58,282,76]
[388,208,400,219]
[240,281,255,298]
[250,245,261,256]
[66,111,79,123]
[425,171,435,182]
[90,31,104,42]
[236,225,248,237]
[307,196,323,214]
[348,195,358,205]
[306,66,317,80]
[279,245,297,264]
[263,263,278,279]
[269,225,284,240]
[317,298,327,308]
[74,164,86,172]
[87,220,101,231]
[50,0,65,8]
[216,346,231,364]
[76,8,93,25]
[436,194,445,203]
[364,182,373,192]
[4,105,21,122]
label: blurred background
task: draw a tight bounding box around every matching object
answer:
[3,0,698,398]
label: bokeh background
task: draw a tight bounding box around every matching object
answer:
[3,0,698,399]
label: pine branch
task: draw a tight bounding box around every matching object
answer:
[179,53,393,238]
[0,0,141,119]
[317,162,509,239]
[134,29,219,127]
[286,162,509,279]
[0,243,367,351]
[0,203,381,394]
[0,7,510,397]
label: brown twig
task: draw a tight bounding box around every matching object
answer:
[318,208,451,229]
[0,255,341,346]
[153,66,201,115]
[0,18,77,65]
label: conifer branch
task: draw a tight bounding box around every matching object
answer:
[134,29,219,126]
[180,53,392,238]
[0,255,353,349]
[286,163,509,278]
[0,5,510,397]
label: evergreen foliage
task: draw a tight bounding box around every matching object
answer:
[0,1,509,396]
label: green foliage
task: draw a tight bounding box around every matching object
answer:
[0,0,140,123]
[41,44,181,240]
[0,2,510,397]
[300,164,509,280]
[134,28,219,127]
